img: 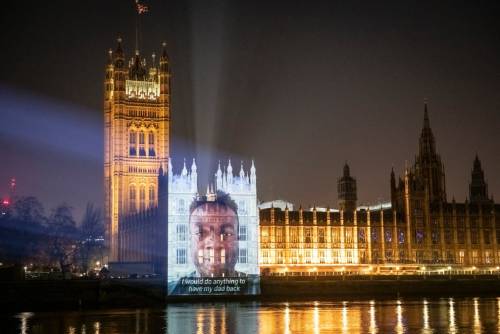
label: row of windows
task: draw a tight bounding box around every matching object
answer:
[175,248,248,264]
[175,224,248,241]
[172,199,250,215]
[261,249,499,265]
[129,130,156,157]
[261,249,360,264]
[261,226,500,246]
[129,184,155,212]
[129,110,158,118]
[261,227,370,244]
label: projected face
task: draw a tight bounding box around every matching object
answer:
[190,202,239,277]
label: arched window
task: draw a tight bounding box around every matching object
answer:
[138,131,146,156]
[129,185,136,212]
[148,185,155,207]
[148,131,155,156]
[139,185,146,211]
[129,130,137,156]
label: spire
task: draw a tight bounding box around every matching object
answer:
[181,158,187,176]
[191,158,197,172]
[239,161,245,178]
[250,160,256,174]
[161,41,169,60]
[217,161,222,176]
[113,37,125,68]
[419,102,436,156]
[115,37,124,56]
[469,154,489,203]
[107,49,113,65]
[423,101,430,130]
[343,161,350,177]
[390,167,396,187]
[338,162,357,212]
[159,42,169,73]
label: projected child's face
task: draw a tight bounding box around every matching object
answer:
[190,203,239,277]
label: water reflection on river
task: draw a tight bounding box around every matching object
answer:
[5,297,500,333]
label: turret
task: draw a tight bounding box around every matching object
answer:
[191,158,198,193]
[227,159,233,185]
[181,158,187,177]
[239,161,245,179]
[216,161,223,190]
[337,162,357,212]
[104,49,114,101]
[112,38,126,96]
[250,160,256,187]
[415,103,447,203]
[390,167,396,206]
[159,42,170,103]
[469,155,490,204]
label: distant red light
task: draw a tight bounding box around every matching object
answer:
[2,199,9,205]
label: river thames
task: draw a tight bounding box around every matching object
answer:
[4,297,500,333]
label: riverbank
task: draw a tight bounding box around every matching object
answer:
[2,274,500,311]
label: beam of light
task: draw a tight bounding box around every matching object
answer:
[189,2,228,187]
[0,85,102,162]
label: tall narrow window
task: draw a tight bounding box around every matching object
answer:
[239,249,247,264]
[139,185,146,211]
[239,225,247,241]
[138,131,146,156]
[129,185,136,212]
[176,224,187,241]
[148,185,155,208]
[129,130,137,156]
[220,249,225,264]
[148,131,155,156]
[176,248,186,264]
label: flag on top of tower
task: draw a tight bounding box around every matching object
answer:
[136,0,149,14]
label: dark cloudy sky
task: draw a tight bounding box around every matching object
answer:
[1,0,499,219]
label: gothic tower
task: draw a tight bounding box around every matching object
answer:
[104,39,171,262]
[337,162,357,212]
[469,155,490,204]
[413,103,447,203]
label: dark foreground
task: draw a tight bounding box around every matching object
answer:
[3,297,500,333]
[3,275,500,311]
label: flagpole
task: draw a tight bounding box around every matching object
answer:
[135,0,139,53]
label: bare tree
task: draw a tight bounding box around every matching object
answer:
[48,204,78,274]
[78,203,105,274]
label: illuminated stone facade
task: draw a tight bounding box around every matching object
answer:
[260,105,500,273]
[104,39,170,262]
[167,159,259,282]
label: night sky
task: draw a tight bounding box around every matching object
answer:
[1,1,499,219]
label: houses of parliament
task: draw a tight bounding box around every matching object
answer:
[103,38,499,276]
[259,106,499,273]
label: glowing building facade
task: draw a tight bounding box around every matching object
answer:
[104,39,170,263]
[167,159,259,283]
[260,105,500,273]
